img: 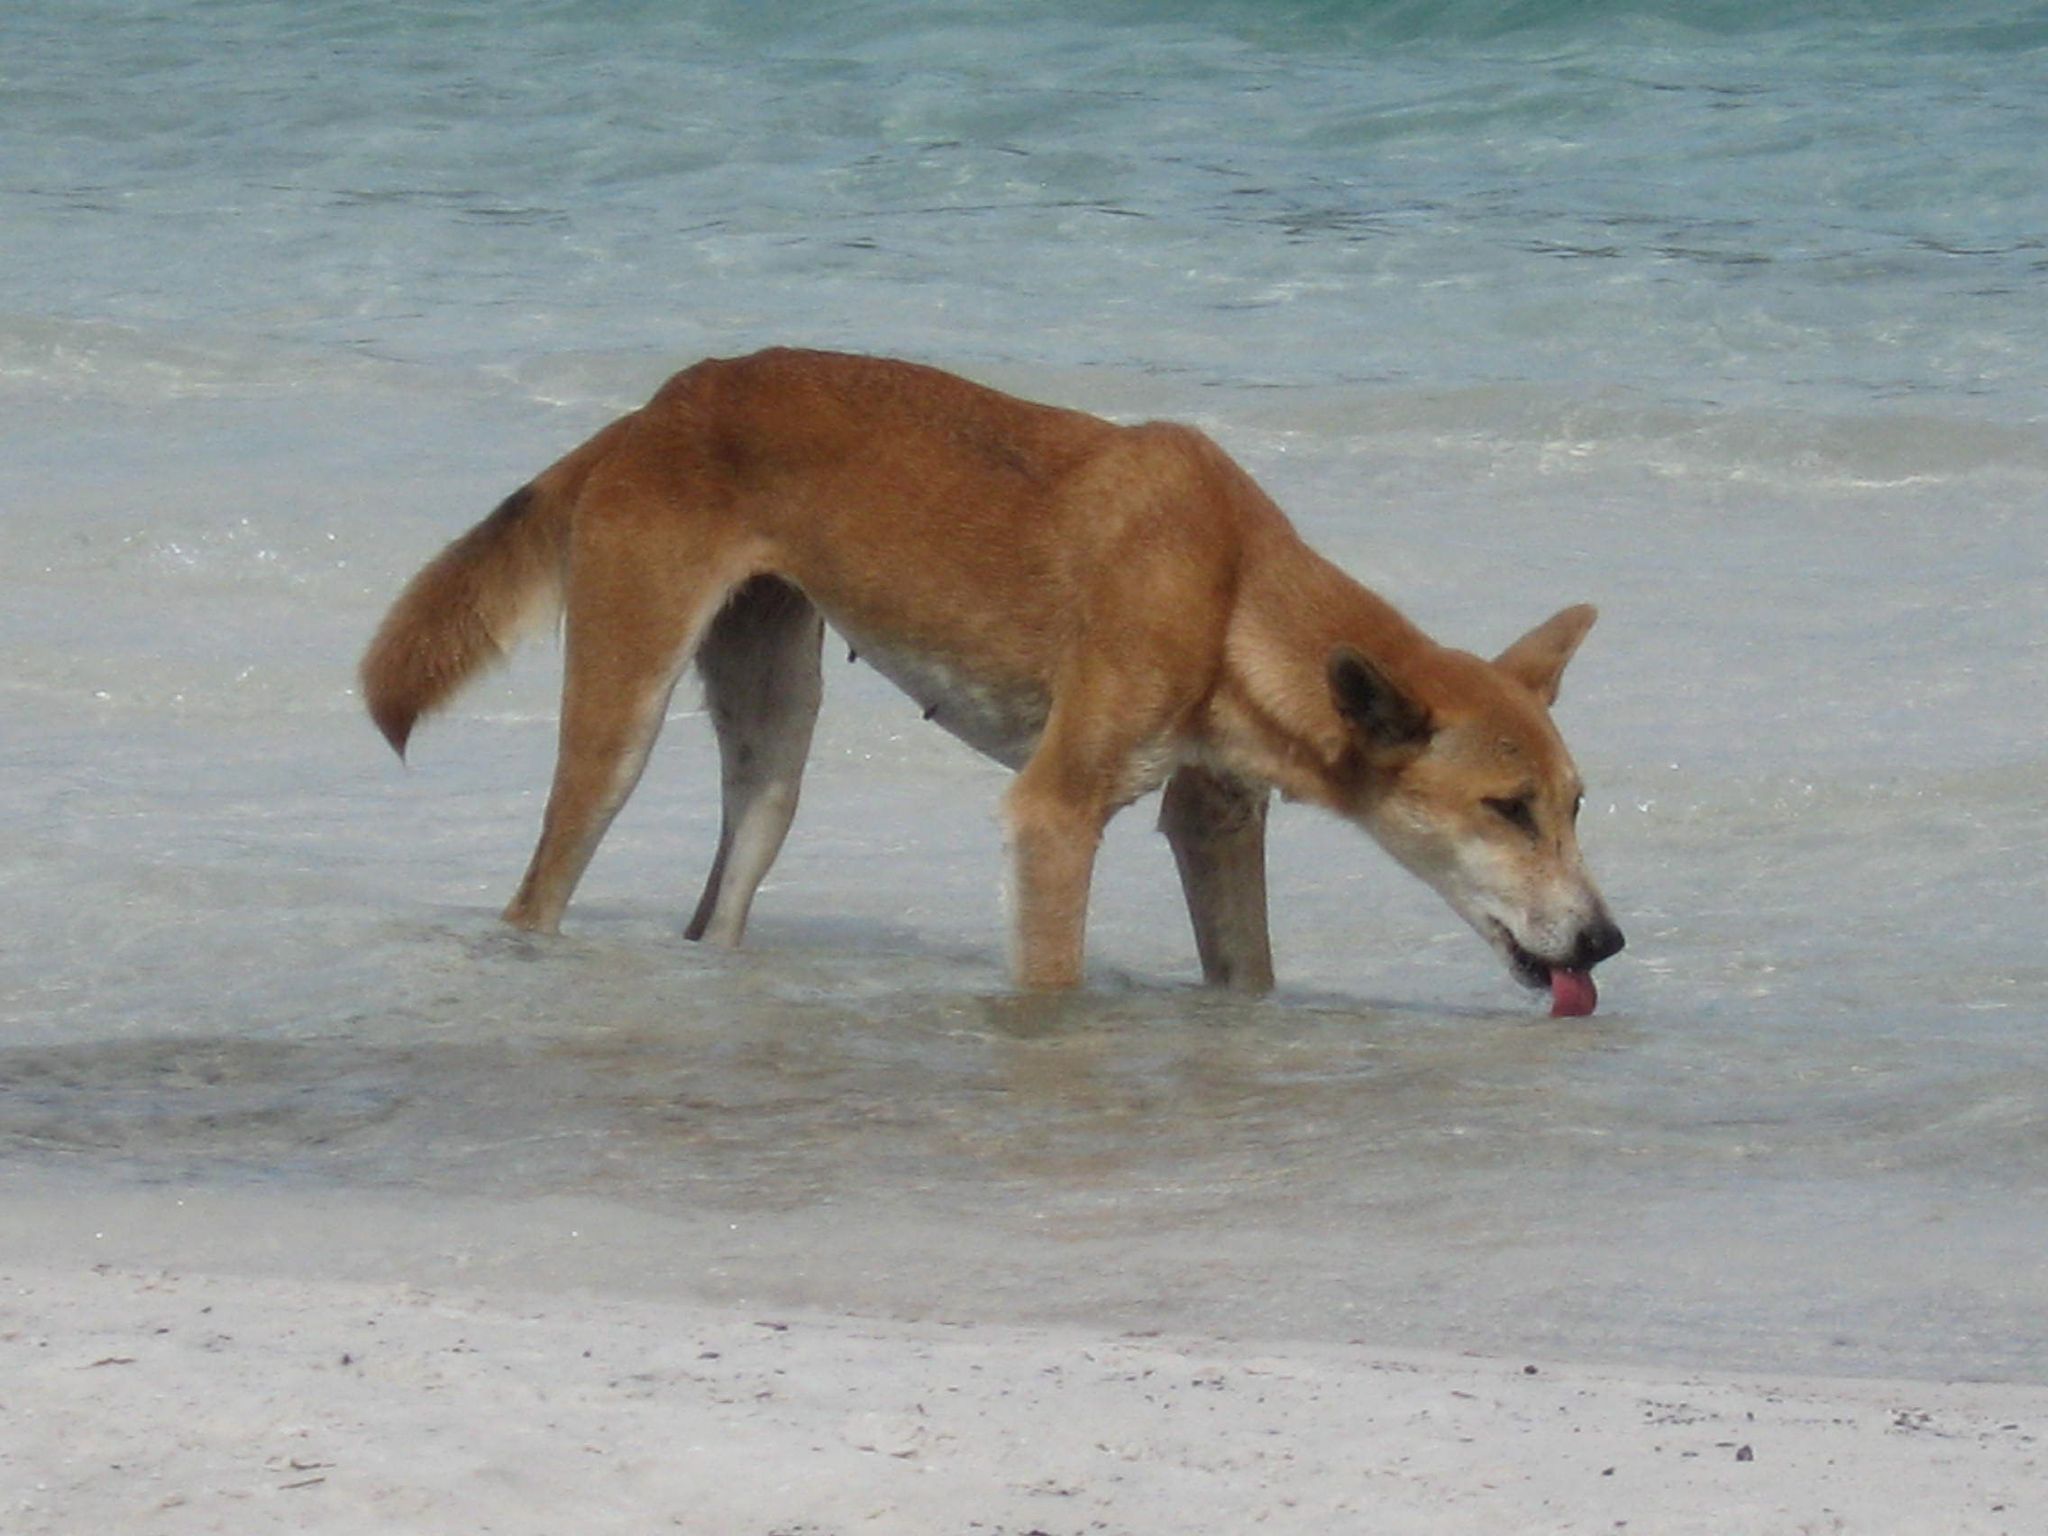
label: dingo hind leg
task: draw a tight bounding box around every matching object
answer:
[503,488,758,935]
[1159,765,1275,993]
[685,576,825,946]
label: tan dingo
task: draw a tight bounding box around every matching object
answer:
[361,349,1624,1011]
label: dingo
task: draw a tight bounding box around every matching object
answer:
[361,349,1623,1011]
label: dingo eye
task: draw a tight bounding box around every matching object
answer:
[1484,795,1537,835]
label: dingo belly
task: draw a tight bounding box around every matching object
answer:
[836,625,1049,770]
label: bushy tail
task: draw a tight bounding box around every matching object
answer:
[359,481,569,757]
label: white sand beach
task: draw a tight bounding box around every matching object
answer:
[7,1238,2040,1536]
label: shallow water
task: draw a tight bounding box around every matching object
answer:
[4,0,2045,1380]
[6,387,2044,1380]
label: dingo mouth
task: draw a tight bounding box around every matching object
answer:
[1486,919,1602,1018]
[1487,920,1555,991]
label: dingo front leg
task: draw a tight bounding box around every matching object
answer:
[1002,692,1158,990]
[1003,778,1106,990]
[1159,765,1274,993]
[685,577,825,946]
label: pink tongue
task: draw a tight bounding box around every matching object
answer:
[1549,967,1598,1018]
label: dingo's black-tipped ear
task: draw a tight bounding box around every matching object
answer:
[1494,604,1597,706]
[1328,647,1432,749]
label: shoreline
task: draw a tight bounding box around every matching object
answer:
[3,1177,2040,1534]
[6,1252,2039,1535]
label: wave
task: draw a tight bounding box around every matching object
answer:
[672,0,2048,55]
[245,0,2048,57]
[0,315,435,403]
[1220,381,2048,487]
[1113,0,2048,51]
[7,309,2041,497]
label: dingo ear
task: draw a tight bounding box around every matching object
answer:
[1494,604,1597,706]
[1328,647,1433,749]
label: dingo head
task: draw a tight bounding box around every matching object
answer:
[1328,604,1624,1001]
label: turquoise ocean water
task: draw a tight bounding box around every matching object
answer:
[9,0,2046,417]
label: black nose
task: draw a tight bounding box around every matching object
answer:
[1571,917,1626,969]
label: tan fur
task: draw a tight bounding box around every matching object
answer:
[361,348,1623,996]
[360,416,630,755]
